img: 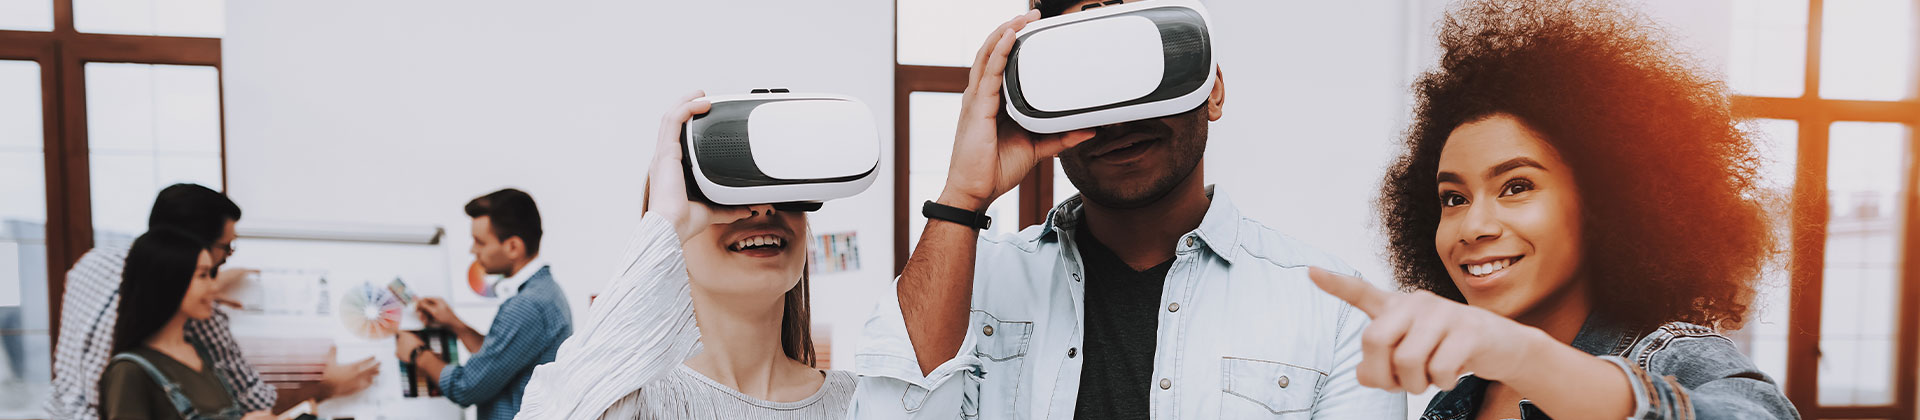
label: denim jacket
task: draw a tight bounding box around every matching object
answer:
[1421,313,1799,420]
[854,187,1406,419]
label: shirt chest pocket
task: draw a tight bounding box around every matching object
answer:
[1221,356,1324,417]
[969,310,1033,418]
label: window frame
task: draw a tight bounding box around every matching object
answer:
[891,14,1057,274]
[1730,1,1920,418]
[0,0,226,367]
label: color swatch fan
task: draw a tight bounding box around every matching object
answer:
[338,282,405,339]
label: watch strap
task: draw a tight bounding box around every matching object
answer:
[922,200,992,230]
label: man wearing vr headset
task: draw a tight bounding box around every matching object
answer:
[854,1,1404,418]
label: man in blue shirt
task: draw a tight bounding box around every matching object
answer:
[396,188,573,420]
[854,1,1404,418]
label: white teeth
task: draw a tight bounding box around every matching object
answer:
[1465,257,1516,277]
[730,234,785,251]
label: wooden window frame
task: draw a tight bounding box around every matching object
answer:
[0,0,225,365]
[1730,1,1920,418]
[891,64,1057,272]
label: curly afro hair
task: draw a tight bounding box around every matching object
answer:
[1382,0,1776,331]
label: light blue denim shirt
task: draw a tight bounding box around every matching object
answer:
[855,187,1406,419]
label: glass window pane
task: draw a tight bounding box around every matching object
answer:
[74,0,224,37]
[0,59,51,419]
[0,62,40,153]
[906,92,1020,252]
[0,0,52,31]
[86,63,224,247]
[1729,0,1808,97]
[1820,0,1915,100]
[1733,119,1796,390]
[897,0,1030,67]
[1752,119,1801,192]
[151,65,223,155]
[1817,121,1909,406]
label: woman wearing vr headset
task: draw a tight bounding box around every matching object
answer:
[513,91,854,420]
[1306,0,1799,418]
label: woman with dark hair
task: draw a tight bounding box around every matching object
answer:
[1306,0,1800,418]
[97,229,274,420]
[513,91,853,420]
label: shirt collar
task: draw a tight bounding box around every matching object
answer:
[493,255,550,299]
[1043,185,1243,264]
[1568,310,1640,357]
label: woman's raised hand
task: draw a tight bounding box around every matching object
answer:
[646,90,772,242]
[1306,267,1553,392]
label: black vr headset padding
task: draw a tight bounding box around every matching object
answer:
[678,127,825,213]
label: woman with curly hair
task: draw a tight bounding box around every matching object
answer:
[1306,0,1800,418]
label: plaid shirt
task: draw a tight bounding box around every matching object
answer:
[44,246,277,420]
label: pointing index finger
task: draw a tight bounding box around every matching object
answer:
[1308,266,1390,316]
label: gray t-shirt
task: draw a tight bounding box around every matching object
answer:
[601,365,856,419]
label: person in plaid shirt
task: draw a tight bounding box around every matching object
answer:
[45,184,381,419]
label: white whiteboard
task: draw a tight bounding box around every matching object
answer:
[222,235,466,420]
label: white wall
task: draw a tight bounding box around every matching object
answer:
[222,0,897,364]
[1203,0,1415,288]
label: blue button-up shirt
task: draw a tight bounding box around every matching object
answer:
[440,266,573,420]
[855,187,1406,419]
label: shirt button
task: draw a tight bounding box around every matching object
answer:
[1067,348,1077,358]
[1278,375,1290,388]
[983,325,995,336]
[1184,236,1196,247]
[1167,302,1180,312]
[1159,378,1172,390]
[1071,272,1080,281]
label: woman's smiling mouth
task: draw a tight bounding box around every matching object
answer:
[727,233,789,258]
[1462,255,1523,278]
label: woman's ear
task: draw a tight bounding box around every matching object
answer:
[1207,66,1226,121]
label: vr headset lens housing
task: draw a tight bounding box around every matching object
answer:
[681,91,880,212]
[1004,0,1215,134]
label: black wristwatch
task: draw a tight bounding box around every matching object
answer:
[922,200,992,230]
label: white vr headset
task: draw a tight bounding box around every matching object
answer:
[1003,0,1216,134]
[681,89,880,211]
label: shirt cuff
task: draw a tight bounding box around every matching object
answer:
[1599,355,1660,420]
[855,276,980,391]
[437,362,463,402]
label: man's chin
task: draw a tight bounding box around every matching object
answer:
[1077,168,1201,209]
[1079,185,1172,209]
